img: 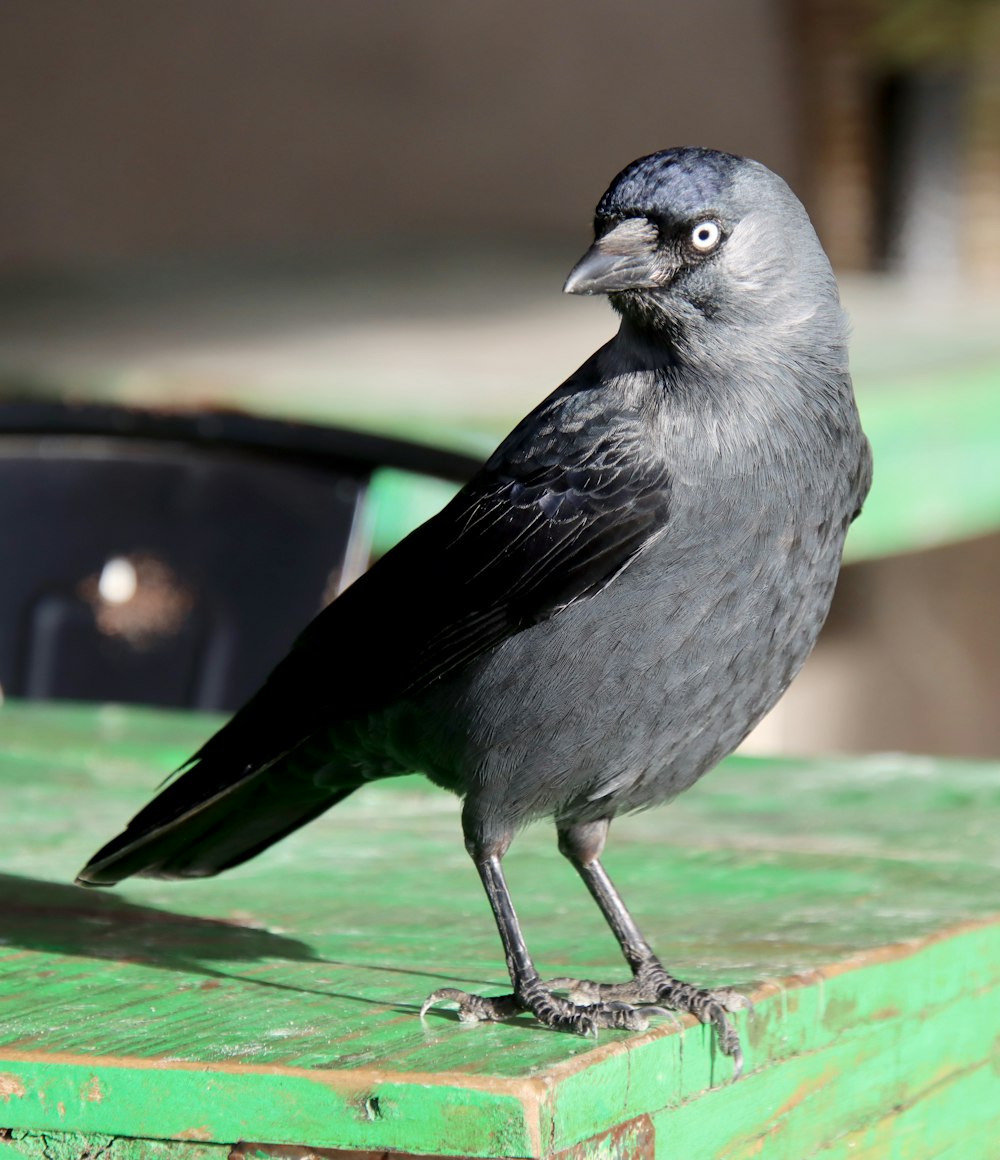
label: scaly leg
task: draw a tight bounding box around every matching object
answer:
[421,831,656,1036]
[547,820,749,1076]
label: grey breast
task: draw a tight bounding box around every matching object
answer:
[401,421,854,829]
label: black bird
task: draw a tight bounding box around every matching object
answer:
[78,147,872,1076]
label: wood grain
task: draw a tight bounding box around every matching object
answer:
[1,703,998,1157]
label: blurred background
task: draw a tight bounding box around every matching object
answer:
[1,0,998,756]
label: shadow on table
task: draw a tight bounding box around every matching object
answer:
[0,873,496,1009]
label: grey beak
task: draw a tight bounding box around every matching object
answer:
[563,218,663,295]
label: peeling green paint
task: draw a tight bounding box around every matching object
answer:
[1,703,999,1157]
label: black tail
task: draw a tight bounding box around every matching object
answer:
[76,752,358,886]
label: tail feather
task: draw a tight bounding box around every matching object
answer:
[76,753,358,886]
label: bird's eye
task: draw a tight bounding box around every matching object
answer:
[689,221,722,253]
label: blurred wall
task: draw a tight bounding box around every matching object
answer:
[1,0,800,269]
[753,533,1000,759]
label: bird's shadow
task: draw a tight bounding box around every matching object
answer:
[0,873,496,1013]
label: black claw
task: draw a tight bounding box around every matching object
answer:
[420,987,522,1023]
[533,964,748,1077]
[420,981,657,1037]
[421,969,745,1076]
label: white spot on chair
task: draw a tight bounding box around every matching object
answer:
[97,557,138,605]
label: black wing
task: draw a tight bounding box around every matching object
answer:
[249,392,671,732]
[77,386,672,883]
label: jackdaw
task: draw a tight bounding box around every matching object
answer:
[77,147,872,1077]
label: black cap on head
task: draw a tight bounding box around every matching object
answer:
[596,147,744,225]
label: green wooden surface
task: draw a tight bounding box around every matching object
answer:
[1,702,1000,1157]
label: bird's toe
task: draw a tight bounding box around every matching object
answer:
[419,987,522,1024]
[708,988,755,1016]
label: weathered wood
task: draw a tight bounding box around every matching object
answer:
[0,1130,228,1160]
[1,703,999,1157]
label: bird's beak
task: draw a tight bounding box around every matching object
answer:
[563,218,663,295]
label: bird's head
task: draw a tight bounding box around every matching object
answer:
[565,147,844,360]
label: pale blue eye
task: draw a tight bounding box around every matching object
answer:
[690,221,721,252]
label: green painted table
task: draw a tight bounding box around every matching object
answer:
[1,703,999,1159]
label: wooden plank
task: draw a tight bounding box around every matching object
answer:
[1,703,999,1156]
[1,1130,228,1160]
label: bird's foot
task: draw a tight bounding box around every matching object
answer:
[546,961,751,1078]
[420,977,658,1036]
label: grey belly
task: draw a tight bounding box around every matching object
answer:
[372,518,847,832]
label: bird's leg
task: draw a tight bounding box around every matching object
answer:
[421,831,653,1035]
[548,820,749,1075]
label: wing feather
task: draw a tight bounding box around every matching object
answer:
[99,385,673,844]
[207,393,672,765]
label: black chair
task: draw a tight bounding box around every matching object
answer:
[0,401,481,711]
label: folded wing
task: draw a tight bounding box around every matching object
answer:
[77,387,673,885]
